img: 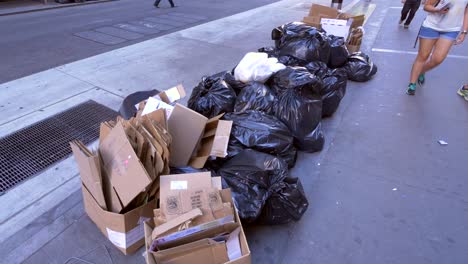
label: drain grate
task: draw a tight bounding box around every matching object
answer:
[0,100,118,194]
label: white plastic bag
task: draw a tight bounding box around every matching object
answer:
[234,52,286,83]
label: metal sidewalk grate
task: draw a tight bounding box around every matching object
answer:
[0,100,118,194]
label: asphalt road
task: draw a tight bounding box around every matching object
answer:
[0,0,282,84]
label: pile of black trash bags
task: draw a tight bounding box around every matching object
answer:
[183,22,377,225]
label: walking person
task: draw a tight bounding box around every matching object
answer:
[458,84,468,100]
[400,0,423,28]
[154,0,175,8]
[406,0,468,95]
[331,0,343,10]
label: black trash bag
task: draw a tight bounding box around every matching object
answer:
[321,68,348,117]
[277,55,307,67]
[344,52,378,82]
[224,111,297,167]
[327,35,349,69]
[272,22,331,64]
[304,61,329,79]
[269,66,322,95]
[257,177,309,225]
[119,89,160,120]
[188,76,237,118]
[234,82,276,114]
[212,70,246,95]
[270,67,325,152]
[258,47,279,57]
[218,150,289,223]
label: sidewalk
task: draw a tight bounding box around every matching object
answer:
[1,0,468,263]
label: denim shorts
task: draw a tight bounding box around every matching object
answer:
[419,26,460,41]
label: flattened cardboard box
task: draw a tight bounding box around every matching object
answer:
[99,122,152,209]
[82,184,156,255]
[168,104,232,168]
[144,189,251,264]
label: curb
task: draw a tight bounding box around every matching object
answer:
[0,0,117,16]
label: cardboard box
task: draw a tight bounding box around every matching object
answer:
[144,189,251,264]
[99,122,153,209]
[168,104,232,168]
[82,184,156,255]
[159,172,214,220]
[303,4,365,31]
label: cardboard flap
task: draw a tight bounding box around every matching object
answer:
[210,120,232,157]
[154,217,239,250]
[145,109,168,130]
[188,120,232,169]
[152,208,204,240]
[99,122,152,208]
[145,222,157,264]
[70,141,107,210]
[168,104,207,167]
[155,238,229,264]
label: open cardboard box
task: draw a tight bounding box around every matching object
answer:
[81,183,157,255]
[144,189,251,264]
[303,4,364,30]
[168,104,232,168]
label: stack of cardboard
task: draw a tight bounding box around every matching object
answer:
[71,106,171,254]
[303,4,365,52]
[71,84,235,256]
[144,172,251,264]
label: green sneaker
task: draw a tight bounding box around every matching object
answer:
[406,83,416,95]
[457,85,468,101]
[417,73,425,85]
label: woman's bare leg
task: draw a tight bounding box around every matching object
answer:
[421,38,455,73]
[410,38,437,83]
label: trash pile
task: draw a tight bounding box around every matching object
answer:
[70,4,376,263]
[184,20,377,226]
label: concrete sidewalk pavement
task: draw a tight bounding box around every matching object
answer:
[1,0,468,263]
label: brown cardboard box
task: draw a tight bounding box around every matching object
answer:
[144,189,251,264]
[188,114,232,169]
[168,105,232,168]
[82,184,156,255]
[159,172,213,219]
[303,4,365,31]
[99,122,153,209]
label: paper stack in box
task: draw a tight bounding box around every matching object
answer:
[144,172,251,264]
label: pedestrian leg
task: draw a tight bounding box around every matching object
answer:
[400,2,411,24]
[404,2,420,26]
[154,0,161,7]
[168,0,175,7]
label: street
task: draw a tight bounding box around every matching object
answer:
[0,0,279,84]
[0,0,468,263]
